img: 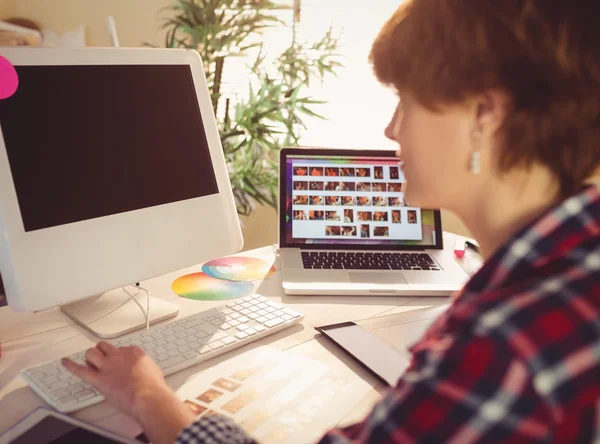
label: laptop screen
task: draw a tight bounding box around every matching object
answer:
[280,150,442,249]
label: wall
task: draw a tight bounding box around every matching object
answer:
[0,0,16,18]
[12,0,169,47]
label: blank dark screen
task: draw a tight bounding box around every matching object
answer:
[0,64,219,232]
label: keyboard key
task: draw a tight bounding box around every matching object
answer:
[219,322,233,330]
[199,346,212,355]
[265,318,284,328]
[158,356,186,369]
[236,325,248,331]
[265,313,276,320]
[41,375,59,385]
[238,316,250,323]
[69,384,86,395]
[184,351,199,360]
[256,317,269,324]
[47,380,70,391]
[235,332,249,339]
[210,332,229,341]
[246,328,258,335]
[77,390,97,401]
[58,396,78,407]
[210,340,224,349]
[177,345,192,354]
[254,325,266,332]
[50,388,71,399]
[184,319,205,329]
[248,313,259,320]
[283,309,302,318]
[222,337,236,345]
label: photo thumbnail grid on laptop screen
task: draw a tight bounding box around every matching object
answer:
[284,155,437,246]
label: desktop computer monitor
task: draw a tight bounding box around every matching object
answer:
[0,47,243,336]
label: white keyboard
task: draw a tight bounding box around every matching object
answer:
[21,294,304,413]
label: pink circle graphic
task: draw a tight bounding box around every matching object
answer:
[0,56,19,100]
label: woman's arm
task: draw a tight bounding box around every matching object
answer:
[63,342,197,444]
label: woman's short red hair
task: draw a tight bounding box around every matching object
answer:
[370,0,600,198]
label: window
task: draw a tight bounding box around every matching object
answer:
[217,0,401,149]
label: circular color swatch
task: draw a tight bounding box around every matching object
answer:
[0,56,19,100]
[171,272,254,301]
[202,257,277,282]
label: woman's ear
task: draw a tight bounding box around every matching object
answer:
[473,89,510,135]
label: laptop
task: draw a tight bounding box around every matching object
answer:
[278,147,470,296]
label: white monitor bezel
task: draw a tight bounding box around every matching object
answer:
[0,47,243,311]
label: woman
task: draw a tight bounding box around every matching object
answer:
[64,1,600,442]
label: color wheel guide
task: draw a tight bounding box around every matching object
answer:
[172,256,277,301]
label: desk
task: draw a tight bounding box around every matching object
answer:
[0,233,481,440]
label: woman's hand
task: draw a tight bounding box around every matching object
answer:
[63,342,169,418]
[63,342,195,444]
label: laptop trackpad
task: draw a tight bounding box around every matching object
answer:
[348,272,408,285]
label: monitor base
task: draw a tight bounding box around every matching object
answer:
[60,288,179,339]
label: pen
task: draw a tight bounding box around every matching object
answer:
[465,240,481,254]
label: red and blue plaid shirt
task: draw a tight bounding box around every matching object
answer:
[177,184,600,444]
[320,184,600,443]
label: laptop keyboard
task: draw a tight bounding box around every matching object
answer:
[301,252,440,271]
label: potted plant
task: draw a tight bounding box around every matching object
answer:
[159,0,341,216]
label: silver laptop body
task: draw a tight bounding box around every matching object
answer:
[278,148,469,296]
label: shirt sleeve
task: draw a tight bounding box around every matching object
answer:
[175,414,257,444]
[318,334,552,443]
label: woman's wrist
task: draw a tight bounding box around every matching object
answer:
[132,387,196,444]
[132,385,190,424]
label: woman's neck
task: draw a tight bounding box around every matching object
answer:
[458,167,560,260]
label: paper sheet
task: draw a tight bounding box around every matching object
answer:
[176,346,372,443]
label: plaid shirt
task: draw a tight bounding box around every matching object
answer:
[177,184,600,444]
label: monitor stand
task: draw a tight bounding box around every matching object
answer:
[60,287,179,339]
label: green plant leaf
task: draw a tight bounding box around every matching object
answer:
[160,0,340,215]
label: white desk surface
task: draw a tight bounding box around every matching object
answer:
[0,233,482,439]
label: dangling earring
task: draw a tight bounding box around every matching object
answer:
[469,124,484,174]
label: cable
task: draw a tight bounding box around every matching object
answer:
[122,283,151,331]
[138,283,150,331]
